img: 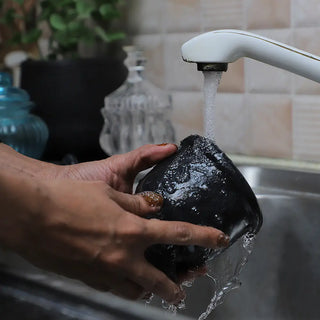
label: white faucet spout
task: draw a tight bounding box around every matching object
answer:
[181,29,320,83]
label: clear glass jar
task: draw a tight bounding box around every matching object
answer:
[100,47,175,155]
[0,72,49,159]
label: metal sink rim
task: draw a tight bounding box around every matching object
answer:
[237,165,320,197]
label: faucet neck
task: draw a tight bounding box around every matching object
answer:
[182,29,320,83]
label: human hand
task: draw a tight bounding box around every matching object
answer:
[0,142,177,194]
[1,173,229,304]
[55,143,178,193]
[0,142,230,302]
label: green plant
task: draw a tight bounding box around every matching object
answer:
[0,0,125,60]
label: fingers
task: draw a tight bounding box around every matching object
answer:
[109,189,164,217]
[130,261,185,304]
[112,143,178,180]
[127,143,178,173]
[90,257,185,304]
[177,265,208,284]
[45,256,145,300]
[110,288,144,301]
[107,189,229,249]
[109,281,145,300]
[83,277,145,300]
[145,219,230,249]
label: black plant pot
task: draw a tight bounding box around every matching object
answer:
[20,58,128,162]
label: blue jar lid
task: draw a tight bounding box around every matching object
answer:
[0,72,33,109]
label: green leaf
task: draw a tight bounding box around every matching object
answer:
[58,0,75,7]
[66,8,77,18]
[94,26,110,42]
[107,32,125,41]
[53,30,78,47]
[21,28,42,44]
[76,0,96,17]
[94,26,125,43]
[8,33,22,45]
[12,0,24,5]
[99,3,119,20]
[67,21,82,32]
[52,30,69,46]
[39,7,52,20]
[50,14,67,31]
[0,8,16,25]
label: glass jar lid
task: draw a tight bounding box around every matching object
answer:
[0,72,31,102]
[0,72,33,110]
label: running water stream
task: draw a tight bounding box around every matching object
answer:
[203,71,222,140]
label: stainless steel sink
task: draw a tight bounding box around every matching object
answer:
[177,165,320,320]
[0,267,192,320]
[239,165,320,196]
[0,165,319,320]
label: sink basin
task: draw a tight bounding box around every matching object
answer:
[176,165,320,320]
[0,268,192,320]
[212,195,320,320]
[0,165,319,320]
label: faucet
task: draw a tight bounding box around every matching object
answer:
[181,29,320,83]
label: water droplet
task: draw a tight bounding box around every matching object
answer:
[144,293,154,305]
[182,279,194,288]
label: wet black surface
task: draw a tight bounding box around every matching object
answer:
[136,135,262,281]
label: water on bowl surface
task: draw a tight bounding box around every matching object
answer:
[147,233,256,320]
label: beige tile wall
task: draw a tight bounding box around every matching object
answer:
[124,0,320,163]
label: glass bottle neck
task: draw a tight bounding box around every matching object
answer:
[127,66,145,84]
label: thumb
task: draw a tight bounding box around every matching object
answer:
[109,143,178,181]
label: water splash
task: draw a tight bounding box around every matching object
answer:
[198,233,256,320]
[148,233,256,319]
[161,297,186,315]
[203,71,222,140]
[144,293,154,305]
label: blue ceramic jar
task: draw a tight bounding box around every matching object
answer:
[0,72,48,159]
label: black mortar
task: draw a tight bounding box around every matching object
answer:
[136,135,262,282]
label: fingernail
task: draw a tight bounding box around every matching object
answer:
[139,191,164,208]
[157,143,178,149]
[217,233,230,248]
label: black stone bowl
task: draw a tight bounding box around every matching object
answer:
[136,135,262,282]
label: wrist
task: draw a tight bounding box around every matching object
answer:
[0,143,60,180]
[0,171,46,251]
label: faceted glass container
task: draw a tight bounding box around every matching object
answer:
[0,72,48,159]
[100,47,175,155]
